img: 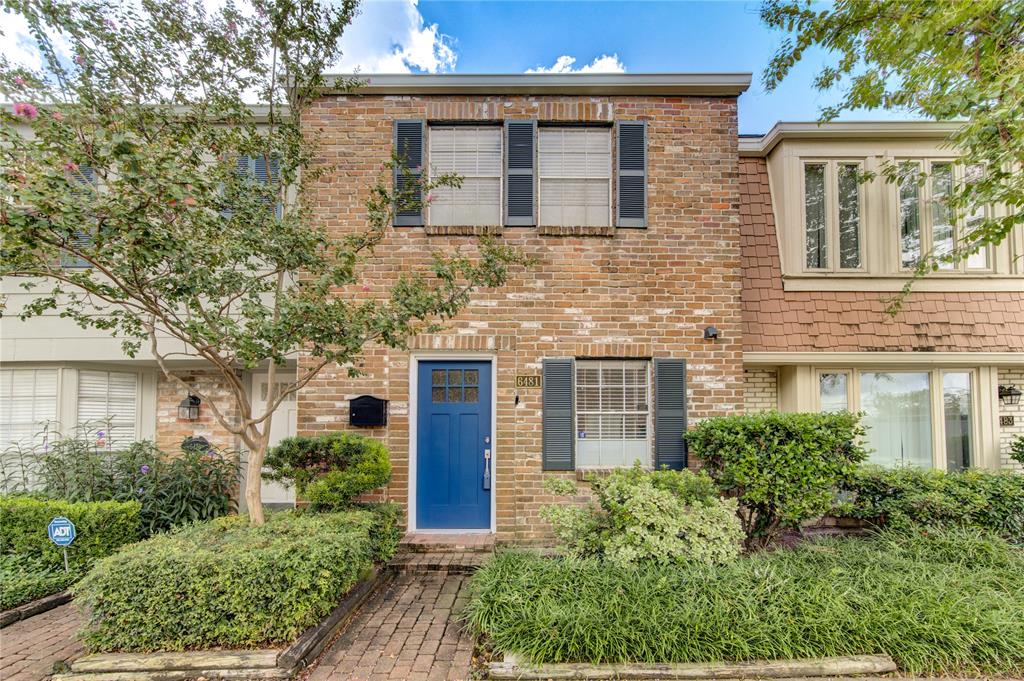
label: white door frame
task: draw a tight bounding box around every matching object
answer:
[407,352,497,534]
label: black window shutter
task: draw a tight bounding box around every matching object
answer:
[616,121,647,228]
[542,358,574,470]
[654,358,687,470]
[393,120,425,226]
[505,120,536,226]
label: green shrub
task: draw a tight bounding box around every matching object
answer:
[74,508,397,652]
[686,411,868,548]
[359,502,404,564]
[539,465,743,567]
[464,528,1024,675]
[1010,435,1024,467]
[0,554,78,610]
[0,496,141,572]
[5,428,237,536]
[263,433,391,510]
[836,466,1024,542]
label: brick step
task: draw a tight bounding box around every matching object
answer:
[399,532,496,554]
[389,551,490,574]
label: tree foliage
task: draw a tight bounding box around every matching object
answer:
[762,0,1024,304]
[0,0,525,522]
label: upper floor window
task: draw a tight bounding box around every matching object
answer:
[897,160,990,271]
[538,127,612,227]
[803,161,863,271]
[427,125,502,226]
[61,165,97,269]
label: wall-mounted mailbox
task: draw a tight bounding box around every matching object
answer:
[350,395,388,427]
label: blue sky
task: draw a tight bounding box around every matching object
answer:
[335,0,915,135]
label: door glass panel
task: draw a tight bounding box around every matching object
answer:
[447,387,462,402]
[431,387,446,403]
[819,373,849,412]
[942,372,973,472]
[464,386,479,403]
[899,163,922,269]
[431,369,445,386]
[447,369,462,385]
[860,372,933,468]
[804,163,827,269]
[464,369,478,386]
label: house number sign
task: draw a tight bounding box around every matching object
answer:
[516,375,541,388]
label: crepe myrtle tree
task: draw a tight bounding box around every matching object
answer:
[762,0,1024,309]
[0,0,525,524]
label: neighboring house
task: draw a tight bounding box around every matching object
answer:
[1,74,1021,539]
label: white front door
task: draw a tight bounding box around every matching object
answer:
[240,373,297,509]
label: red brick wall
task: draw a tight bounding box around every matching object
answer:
[740,157,1024,353]
[155,370,240,453]
[300,94,743,541]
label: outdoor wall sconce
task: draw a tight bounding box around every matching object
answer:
[998,384,1022,406]
[703,325,719,340]
[178,394,201,420]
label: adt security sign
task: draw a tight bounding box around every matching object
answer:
[48,516,76,546]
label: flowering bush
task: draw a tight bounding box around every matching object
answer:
[540,465,744,567]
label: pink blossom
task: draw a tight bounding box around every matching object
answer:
[14,76,25,86]
[426,192,434,203]
[51,111,64,121]
[13,102,38,120]
[64,161,79,172]
[75,54,86,66]
[226,20,237,33]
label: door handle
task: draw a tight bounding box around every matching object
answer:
[483,448,491,490]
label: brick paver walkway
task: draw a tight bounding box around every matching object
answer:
[0,603,83,681]
[304,569,477,681]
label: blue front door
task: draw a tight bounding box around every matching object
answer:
[416,361,491,530]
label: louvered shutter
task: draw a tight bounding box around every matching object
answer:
[616,121,647,228]
[542,358,574,471]
[78,370,138,447]
[504,120,536,226]
[62,166,96,268]
[653,358,686,470]
[394,120,425,226]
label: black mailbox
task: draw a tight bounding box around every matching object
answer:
[349,395,388,427]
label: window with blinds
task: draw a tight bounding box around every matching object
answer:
[427,126,502,226]
[77,370,138,447]
[0,369,59,448]
[539,127,612,227]
[575,360,650,467]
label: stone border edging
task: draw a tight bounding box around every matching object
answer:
[488,653,898,680]
[0,589,72,628]
[52,568,391,681]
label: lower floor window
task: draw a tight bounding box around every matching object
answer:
[817,369,974,470]
[0,369,59,448]
[575,360,650,467]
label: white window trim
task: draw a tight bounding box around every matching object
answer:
[800,158,867,273]
[425,124,504,227]
[574,359,653,469]
[538,126,613,228]
[813,366,981,471]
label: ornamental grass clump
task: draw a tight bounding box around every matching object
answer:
[540,465,744,567]
[74,509,398,652]
[464,527,1024,676]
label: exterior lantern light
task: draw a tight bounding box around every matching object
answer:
[703,325,719,340]
[178,394,201,420]
[998,384,1022,406]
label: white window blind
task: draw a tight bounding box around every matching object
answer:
[428,126,502,226]
[539,127,611,227]
[77,370,138,447]
[0,369,59,448]
[575,360,650,467]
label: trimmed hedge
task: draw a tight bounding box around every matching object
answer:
[836,466,1024,542]
[74,507,399,652]
[464,529,1024,675]
[0,496,141,572]
[686,411,867,547]
[263,433,391,511]
[0,554,77,610]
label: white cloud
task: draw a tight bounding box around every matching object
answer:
[526,54,626,74]
[335,0,456,74]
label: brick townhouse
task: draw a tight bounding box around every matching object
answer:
[1,74,1022,542]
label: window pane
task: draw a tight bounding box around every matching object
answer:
[0,369,59,449]
[860,372,933,468]
[942,373,972,472]
[899,163,922,269]
[539,128,611,227]
[428,126,501,226]
[964,165,989,269]
[804,163,827,269]
[931,163,954,269]
[78,370,137,447]
[819,373,848,412]
[575,360,650,467]
[837,164,862,268]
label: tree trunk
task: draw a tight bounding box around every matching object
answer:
[245,439,266,525]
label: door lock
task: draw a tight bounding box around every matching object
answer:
[483,448,492,490]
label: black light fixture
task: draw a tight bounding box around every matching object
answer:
[703,325,719,340]
[178,394,201,420]
[998,385,1022,406]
